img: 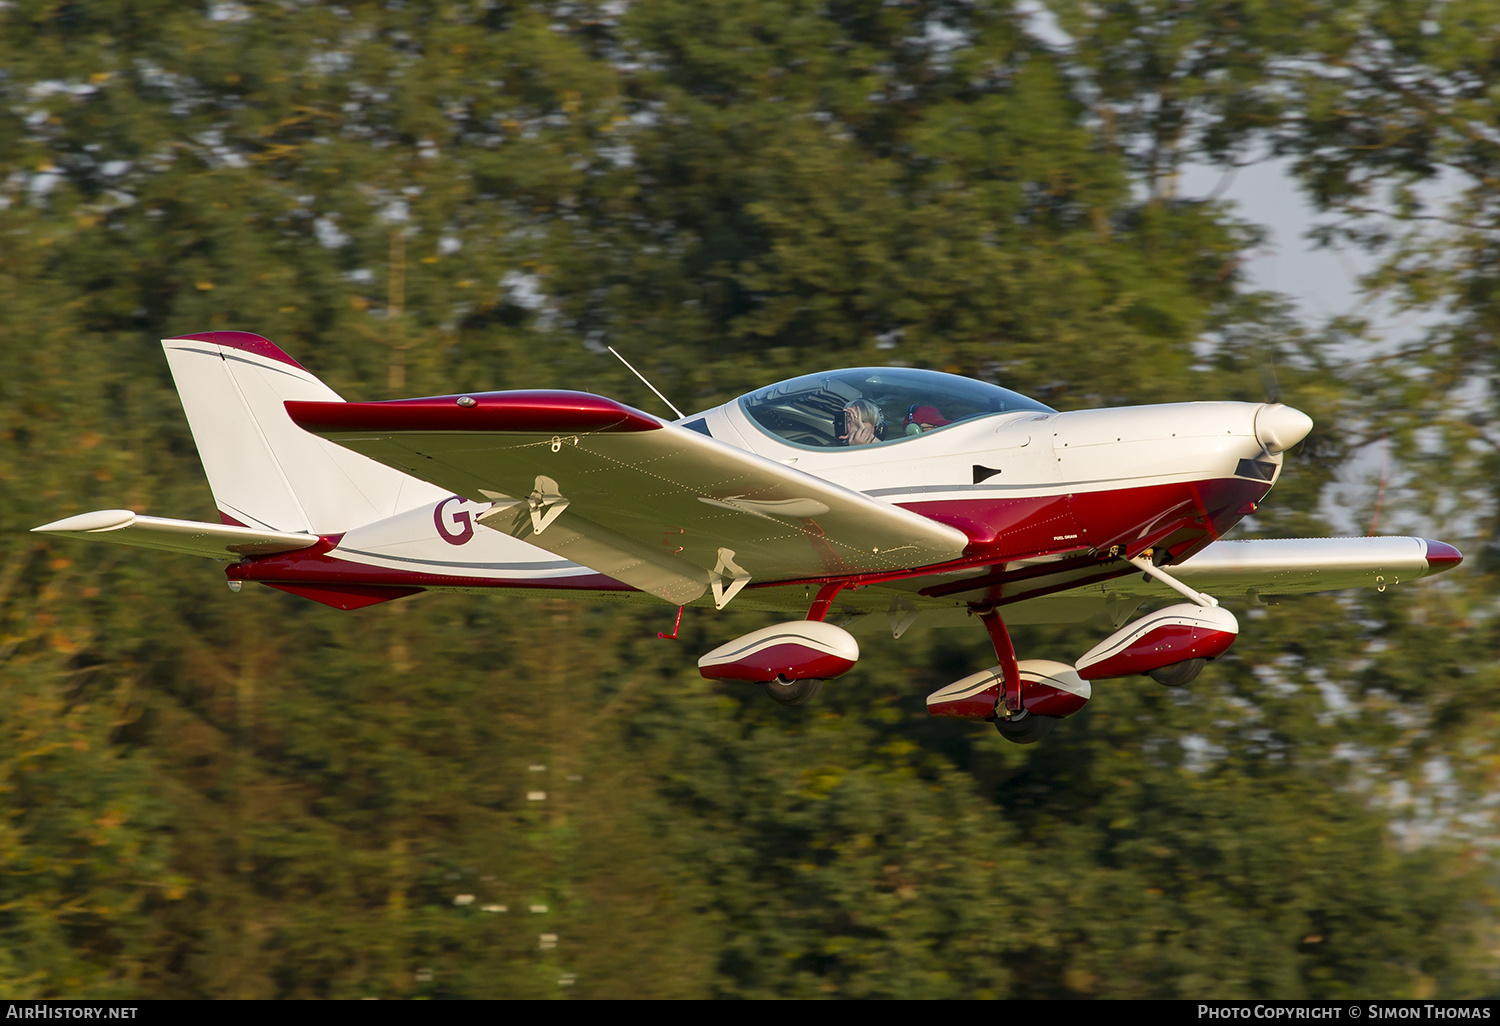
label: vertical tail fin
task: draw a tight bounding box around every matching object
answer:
[162,332,445,534]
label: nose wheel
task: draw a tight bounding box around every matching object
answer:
[763,678,825,706]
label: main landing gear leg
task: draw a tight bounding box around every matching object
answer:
[1120,552,1225,690]
[806,581,847,622]
[1125,552,1219,609]
[759,581,849,706]
[976,608,1023,717]
[977,608,1057,743]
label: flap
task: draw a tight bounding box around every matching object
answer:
[287,391,970,605]
[32,510,318,559]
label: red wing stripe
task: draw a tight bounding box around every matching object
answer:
[286,391,662,434]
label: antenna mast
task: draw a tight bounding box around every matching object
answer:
[607,346,686,420]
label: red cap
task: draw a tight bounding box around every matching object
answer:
[905,404,950,428]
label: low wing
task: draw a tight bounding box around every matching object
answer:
[972,536,1461,614]
[815,535,1463,634]
[32,509,318,559]
[1116,536,1461,598]
[287,391,969,605]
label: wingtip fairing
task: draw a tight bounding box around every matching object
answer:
[1422,539,1463,576]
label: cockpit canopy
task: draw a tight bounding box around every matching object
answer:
[739,367,1055,449]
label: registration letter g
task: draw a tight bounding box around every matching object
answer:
[434,496,476,545]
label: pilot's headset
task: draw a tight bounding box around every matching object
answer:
[903,403,951,435]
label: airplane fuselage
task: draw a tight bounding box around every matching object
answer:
[228,393,1293,618]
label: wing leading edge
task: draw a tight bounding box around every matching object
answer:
[287,390,970,606]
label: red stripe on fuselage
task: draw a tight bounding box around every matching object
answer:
[898,477,1271,565]
[754,476,1274,598]
[227,537,634,594]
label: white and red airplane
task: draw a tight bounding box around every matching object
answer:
[34,331,1462,743]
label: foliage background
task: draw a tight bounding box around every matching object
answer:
[0,0,1496,998]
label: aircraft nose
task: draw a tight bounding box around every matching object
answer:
[1254,403,1314,454]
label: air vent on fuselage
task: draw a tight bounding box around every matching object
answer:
[1235,458,1277,481]
[973,465,1002,484]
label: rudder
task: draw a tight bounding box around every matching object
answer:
[162,331,445,534]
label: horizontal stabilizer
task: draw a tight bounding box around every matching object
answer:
[32,509,318,559]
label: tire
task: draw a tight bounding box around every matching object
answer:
[763,678,825,707]
[994,711,1060,744]
[1148,658,1205,688]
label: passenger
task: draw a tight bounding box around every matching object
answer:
[903,403,951,435]
[840,399,885,446]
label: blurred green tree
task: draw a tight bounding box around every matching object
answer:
[0,0,1489,999]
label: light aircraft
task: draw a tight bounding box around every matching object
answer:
[34,331,1463,743]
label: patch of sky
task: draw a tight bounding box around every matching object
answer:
[1015,0,1071,49]
[501,270,546,311]
[195,130,247,169]
[1179,733,1225,774]
[1310,667,1355,725]
[916,17,970,73]
[27,169,62,202]
[1251,659,1300,698]
[620,100,659,128]
[310,50,354,76]
[598,141,635,169]
[27,79,99,100]
[314,216,350,249]
[208,2,252,22]
[502,270,557,331]
[134,60,185,95]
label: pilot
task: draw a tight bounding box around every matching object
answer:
[840,399,885,446]
[903,403,951,435]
